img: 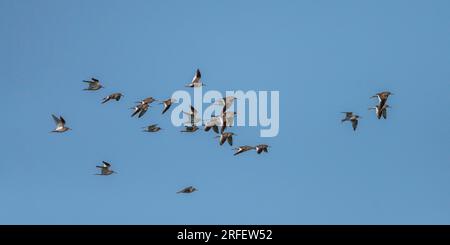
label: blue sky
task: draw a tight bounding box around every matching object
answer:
[1,0,449,224]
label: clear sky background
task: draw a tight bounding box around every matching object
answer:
[0,0,449,224]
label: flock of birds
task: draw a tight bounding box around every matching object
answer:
[50,69,270,194]
[341,91,394,131]
[50,69,394,194]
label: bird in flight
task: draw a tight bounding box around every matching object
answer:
[183,105,200,126]
[181,125,199,133]
[177,186,198,194]
[255,144,270,154]
[160,98,177,114]
[51,114,71,133]
[341,112,361,131]
[143,124,162,132]
[95,161,116,175]
[131,103,150,118]
[185,69,205,88]
[369,104,391,119]
[102,93,123,104]
[83,78,103,91]
[233,146,255,156]
[370,91,393,109]
[215,132,236,146]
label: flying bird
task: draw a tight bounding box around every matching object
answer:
[216,96,237,112]
[131,103,150,118]
[369,104,391,119]
[51,114,71,133]
[255,144,270,154]
[215,132,236,146]
[143,124,162,132]
[177,186,198,194]
[185,69,205,88]
[181,125,199,133]
[220,111,237,133]
[204,116,221,134]
[183,105,200,126]
[160,98,177,114]
[233,146,255,156]
[102,93,123,104]
[83,78,103,91]
[341,112,361,131]
[95,161,116,175]
[370,91,393,108]
[136,97,158,105]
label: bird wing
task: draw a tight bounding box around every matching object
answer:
[102,161,111,167]
[190,106,198,115]
[162,103,171,114]
[220,135,226,145]
[227,135,233,146]
[52,114,61,125]
[59,116,66,125]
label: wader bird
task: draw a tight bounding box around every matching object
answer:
[143,124,162,132]
[369,104,391,119]
[341,112,361,131]
[215,132,236,146]
[51,114,71,133]
[136,97,158,105]
[102,93,123,104]
[185,69,205,88]
[83,78,103,91]
[233,146,255,156]
[183,105,200,126]
[181,125,199,133]
[131,103,150,118]
[160,98,177,114]
[95,161,116,175]
[216,96,237,112]
[177,186,197,194]
[370,91,393,108]
[255,144,270,154]
[204,116,221,134]
[220,111,237,133]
